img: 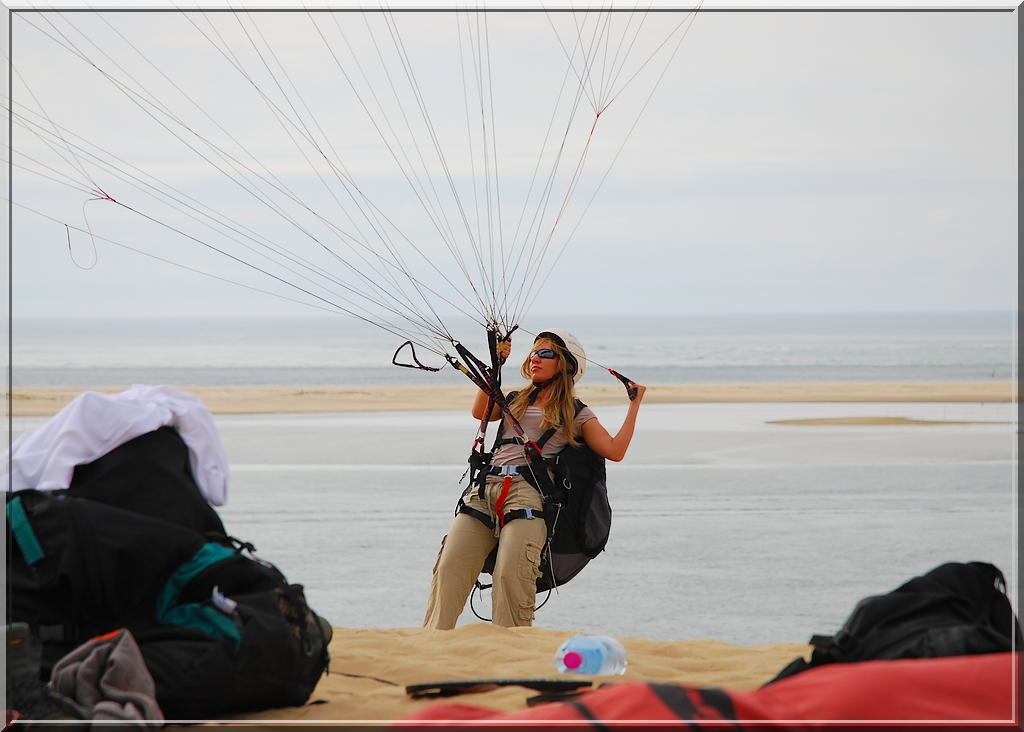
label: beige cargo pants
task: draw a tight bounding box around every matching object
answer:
[423,476,547,629]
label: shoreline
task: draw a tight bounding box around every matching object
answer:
[6,381,1016,417]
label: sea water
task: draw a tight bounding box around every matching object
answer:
[10,311,1016,387]
[8,401,1016,645]
[214,402,1016,644]
[6,312,1018,644]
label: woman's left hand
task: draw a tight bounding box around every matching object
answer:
[582,381,645,462]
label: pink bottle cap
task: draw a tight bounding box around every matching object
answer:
[563,651,583,670]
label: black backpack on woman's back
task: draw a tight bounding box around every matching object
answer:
[476,398,612,592]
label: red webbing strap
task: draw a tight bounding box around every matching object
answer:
[495,476,512,528]
[471,396,493,455]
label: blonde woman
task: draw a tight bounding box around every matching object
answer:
[424,329,646,629]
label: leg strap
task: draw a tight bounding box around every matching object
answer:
[457,502,544,530]
[502,507,545,524]
[457,502,495,530]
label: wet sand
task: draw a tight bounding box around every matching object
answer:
[7,380,1015,417]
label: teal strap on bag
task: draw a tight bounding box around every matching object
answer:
[6,496,44,565]
[156,542,241,649]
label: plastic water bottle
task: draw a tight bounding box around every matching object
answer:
[554,635,628,675]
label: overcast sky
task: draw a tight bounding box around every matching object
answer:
[4,3,1017,326]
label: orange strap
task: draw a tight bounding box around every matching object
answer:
[88,629,121,643]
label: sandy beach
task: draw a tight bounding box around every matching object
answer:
[6,380,1016,417]
[231,624,810,721]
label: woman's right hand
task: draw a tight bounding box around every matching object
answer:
[496,338,511,364]
[471,338,509,420]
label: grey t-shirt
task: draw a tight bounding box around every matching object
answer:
[491,405,597,467]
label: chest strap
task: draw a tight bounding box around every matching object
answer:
[488,464,524,477]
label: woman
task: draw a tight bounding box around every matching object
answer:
[423,328,646,629]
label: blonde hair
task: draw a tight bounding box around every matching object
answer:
[508,339,582,447]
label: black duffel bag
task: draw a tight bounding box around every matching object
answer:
[7,427,329,719]
[770,561,1021,684]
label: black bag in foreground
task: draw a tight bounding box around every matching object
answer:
[770,561,1021,684]
[7,427,330,719]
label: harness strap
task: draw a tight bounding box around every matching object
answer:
[460,497,544,528]
[457,503,545,531]
[486,395,585,506]
[488,464,525,477]
[462,393,587,536]
[457,503,495,531]
[490,391,560,454]
[494,476,512,528]
[502,507,544,524]
[536,426,559,450]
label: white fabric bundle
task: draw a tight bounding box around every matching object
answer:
[3,385,229,505]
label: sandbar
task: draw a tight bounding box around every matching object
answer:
[770,416,1010,427]
[6,381,1016,417]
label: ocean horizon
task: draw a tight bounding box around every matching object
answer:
[10,311,1016,388]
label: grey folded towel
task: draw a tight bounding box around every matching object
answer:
[50,628,163,727]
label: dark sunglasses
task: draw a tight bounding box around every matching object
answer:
[530,348,558,360]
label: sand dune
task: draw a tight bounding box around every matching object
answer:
[229,624,810,722]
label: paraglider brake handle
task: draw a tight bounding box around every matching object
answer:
[490,324,518,366]
[392,340,441,371]
[608,368,638,401]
